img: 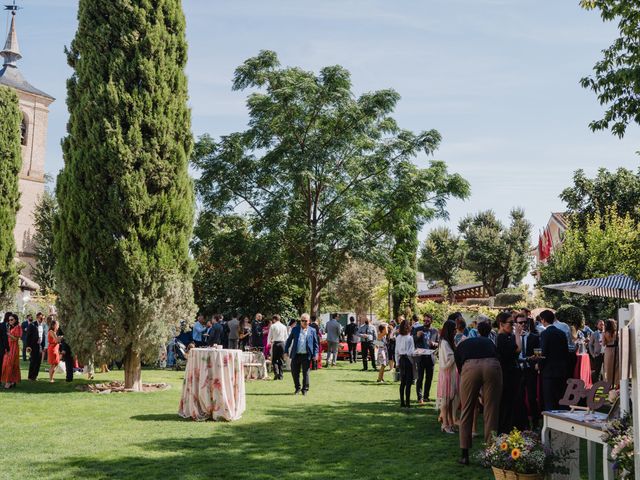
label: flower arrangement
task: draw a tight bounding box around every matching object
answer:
[602,413,634,479]
[477,429,571,477]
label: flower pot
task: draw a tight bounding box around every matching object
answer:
[492,467,544,480]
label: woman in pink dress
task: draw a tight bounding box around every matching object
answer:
[48,320,61,383]
[2,314,22,389]
[261,319,271,358]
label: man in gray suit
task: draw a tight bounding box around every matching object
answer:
[588,320,605,381]
[325,314,343,367]
[227,315,240,350]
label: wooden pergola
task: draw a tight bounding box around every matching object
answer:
[417,283,487,304]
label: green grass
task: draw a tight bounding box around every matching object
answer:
[5,360,496,480]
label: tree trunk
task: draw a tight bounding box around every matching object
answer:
[124,346,143,392]
[309,274,322,318]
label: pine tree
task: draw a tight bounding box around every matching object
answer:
[32,189,57,294]
[56,0,196,390]
[0,86,22,307]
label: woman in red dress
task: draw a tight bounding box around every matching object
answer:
[2,314,22,389]
[48,319,61,383]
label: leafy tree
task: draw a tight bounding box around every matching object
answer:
[32,190,57,294]
[0,87,21,307]
[459,209,532,296]
[55,1,196,390]
[419,227,465,303]
[192,212,305,319]
[580,0,640,137]
[560,167,640,229]
[194,51,470,316]
[556,304,585,329]
[324,258,385,317]
[539,208,639,322]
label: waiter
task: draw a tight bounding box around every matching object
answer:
[454,321,503,466]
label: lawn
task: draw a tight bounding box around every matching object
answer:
[4,359,498,480]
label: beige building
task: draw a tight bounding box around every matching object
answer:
[0,10,54,278]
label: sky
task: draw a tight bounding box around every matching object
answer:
[9,0,640,244]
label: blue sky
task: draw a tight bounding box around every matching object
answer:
[11,0,640,242]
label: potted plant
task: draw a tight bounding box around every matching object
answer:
[602,413,634,479]
[477,429,571,480]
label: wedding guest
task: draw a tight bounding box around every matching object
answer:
[358,317,377,371]
[26,313,44,381]
[467,320,478,339]
[455,320,502,465]
[227,315,240,350]
[261,316,271,358]
[267,315,287,380]
[413,314,439,404]
[437,320,458,434]
[206,315,224,347]
[395,319,415,408]
[21,314,31,361]
[284,313,319,395]
[387,319,397,371]
[59,335,74,382]
[588,320,605,382]
[252,313,264,352]
[47,320,61,383]
[539,310,569,410]
[344,316,358,363]
[238,316,252,351]
[309,316,323,370]
[1,314,22,388]
[496,311,522,434]
[603,319,619,388]
[192,315,207,347]
[0,312,10,380]
[325,313,342,367]
[376,324,389,383]
[518,316,542,430]
[454,318,467,346]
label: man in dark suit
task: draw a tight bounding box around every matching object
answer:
[206,315,224,346]
[539,310,569,411]
[21,314,32,361]
[516,315,542,429]
[0,312,11,380]
[284,313,319,395]
[344,316,358,363]
[26,313,44,380]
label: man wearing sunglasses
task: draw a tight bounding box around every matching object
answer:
[284,313,319,395]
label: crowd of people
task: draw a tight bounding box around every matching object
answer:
[0,311,75,388]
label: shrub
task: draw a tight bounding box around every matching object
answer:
[495,292,525,307]
[556,304,585,329]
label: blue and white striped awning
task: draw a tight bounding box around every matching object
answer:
[543,274,640,300]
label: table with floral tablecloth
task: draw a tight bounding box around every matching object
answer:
[178,348,246,421]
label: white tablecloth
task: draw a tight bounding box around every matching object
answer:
[178,348,246,421]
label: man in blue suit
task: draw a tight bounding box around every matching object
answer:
[285,313,319,395]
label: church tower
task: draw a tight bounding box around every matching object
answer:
[0,4,54,275]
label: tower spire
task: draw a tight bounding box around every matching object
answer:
[2,1,21,68]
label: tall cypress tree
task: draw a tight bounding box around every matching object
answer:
[0,87,21,307]
[56,0,196,390]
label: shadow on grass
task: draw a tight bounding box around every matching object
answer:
[130,414,186,422]
[41,400,490,480]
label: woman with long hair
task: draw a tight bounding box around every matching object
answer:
[437,320,458,433]
[2,314,22,388]
[376,323,389,383]
[603,319,619,388]
[47,319,61,383]
[238,316,252,351]
[394,319,415,408]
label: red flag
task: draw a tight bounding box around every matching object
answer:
[544,227,553,258]
[538,231,544,262]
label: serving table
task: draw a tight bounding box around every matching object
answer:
[541,410,613,480]
[178,348,246,421]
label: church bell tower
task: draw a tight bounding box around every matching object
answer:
[0,2,54,275]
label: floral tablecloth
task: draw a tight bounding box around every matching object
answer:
[241,351,268,380]
[178,348,246,421]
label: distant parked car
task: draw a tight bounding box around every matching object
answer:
[320,339,361,360]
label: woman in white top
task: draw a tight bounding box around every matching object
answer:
[437,320,458,434]
[395,317,415,408]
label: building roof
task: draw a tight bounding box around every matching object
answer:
[0,11,54,100]
[417,283,484,297]
[551,212,568,230]
[19,274,40,292]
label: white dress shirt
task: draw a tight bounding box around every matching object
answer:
[395,334,415,364]
[267,321,288,344]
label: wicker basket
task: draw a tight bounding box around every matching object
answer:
[491,467,544,480]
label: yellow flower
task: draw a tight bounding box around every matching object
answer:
[511,448,522,460]
[500,442,509,451]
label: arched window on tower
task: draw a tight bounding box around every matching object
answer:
[20,113,28,146]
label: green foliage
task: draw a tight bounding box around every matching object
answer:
[32,190,57,294]
[55,1,196,388]
[191,212,305,319]
[459,209,532,296]
[326,258,385,316]
[0,87,21,307]
[494,292,526,307]
[193,50,469,315]
[580,0,640,137]
[560,168,640,230]
[419,227,465,302]
[556,304,586,329]
[539,208,639,323]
